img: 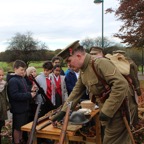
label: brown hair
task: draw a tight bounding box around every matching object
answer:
[42,61,53,70]
[73,45,85,54]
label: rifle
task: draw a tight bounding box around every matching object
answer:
[36,105,62,130]
[59,102,72,144]
[37,105,62,124]
[27,75,55,144]
[29,74,55,109]
[36,121,52,131]
[27,101,42,144]
[27,105,62,144]
[121,98,135,144]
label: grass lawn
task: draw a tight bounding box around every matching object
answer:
[0,61,68,75]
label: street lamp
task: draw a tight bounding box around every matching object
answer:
[94,0,104,48]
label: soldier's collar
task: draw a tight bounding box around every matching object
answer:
[81,53,91,72]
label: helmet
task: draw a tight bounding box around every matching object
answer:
[69,111,89,125]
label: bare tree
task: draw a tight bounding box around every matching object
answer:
[81,37,115,52]
[7,31,48,66]
[93,37,115,48]
[80,37,94,51]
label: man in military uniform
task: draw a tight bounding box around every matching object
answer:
[113,50,141,96]
[89,46,105,140]
[89,46,104,58]
[52,41,137,144]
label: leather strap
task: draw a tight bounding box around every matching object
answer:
[91,60,110,91]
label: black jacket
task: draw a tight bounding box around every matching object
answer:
[7,74,32,114]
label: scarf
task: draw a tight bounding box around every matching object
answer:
[0,80,6,92]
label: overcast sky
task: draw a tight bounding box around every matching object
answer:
[0,0,122,52]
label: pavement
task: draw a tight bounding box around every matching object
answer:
[138,72,144,80]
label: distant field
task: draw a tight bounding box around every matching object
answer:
[0,62,13,72]
[0,61,67,75]
[29,61,44,67]
[0,62,9,67]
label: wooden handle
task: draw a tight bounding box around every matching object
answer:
[36,121,51,131]
[123,116,135,144]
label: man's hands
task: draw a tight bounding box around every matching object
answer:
[99,112,110,121]
[51,111,66,122]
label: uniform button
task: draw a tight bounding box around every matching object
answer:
[81,71,84,74]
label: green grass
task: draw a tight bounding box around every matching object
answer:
[0,62,13,72]
[62,67,67,72]
[0,62,9,67]
[0,61,68,76]
[29,61,44,68]
[36,67,67,75]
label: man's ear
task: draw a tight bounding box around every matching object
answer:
[76,54,81,59]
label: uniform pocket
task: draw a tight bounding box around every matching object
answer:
[87,79,101,96]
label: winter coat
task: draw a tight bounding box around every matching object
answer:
[7,74,32,114]
[65,70,89,100]
[0,80,9,120]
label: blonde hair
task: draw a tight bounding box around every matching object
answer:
[26,66,36,76]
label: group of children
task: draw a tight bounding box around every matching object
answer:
[0,56,85,144]
[0,47,141,144]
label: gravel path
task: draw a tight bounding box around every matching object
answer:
[138,72,144,80]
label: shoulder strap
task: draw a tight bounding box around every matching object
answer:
[91,60,110,91]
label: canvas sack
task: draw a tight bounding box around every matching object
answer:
[105,53,130,76]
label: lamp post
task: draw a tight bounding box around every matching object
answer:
[94,0,104,48]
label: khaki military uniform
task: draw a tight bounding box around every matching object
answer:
[0,85,9,121]
[62,54,137,144]
[126,57,141,96]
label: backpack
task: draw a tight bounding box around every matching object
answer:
[105,53,141,96]
[105,53,130,76]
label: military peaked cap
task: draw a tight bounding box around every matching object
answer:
[113,50,126,54]
[89,46,103,54]
[56,40,80,59]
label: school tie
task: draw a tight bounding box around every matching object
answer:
[46,78,51,100]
